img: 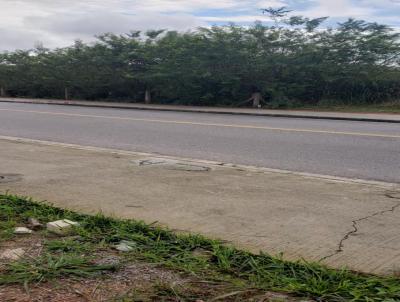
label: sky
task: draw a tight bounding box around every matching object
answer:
[1,0,400,51]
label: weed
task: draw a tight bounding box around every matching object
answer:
[0,253,117,284]
[44,238,96,254]
[1,194,399,301]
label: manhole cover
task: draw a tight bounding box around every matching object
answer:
[131,158,211,172]
[166,163,210,172]
[137,159,168,166]
[0,174,23,183]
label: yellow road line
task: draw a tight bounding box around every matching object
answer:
[0,108,399,139]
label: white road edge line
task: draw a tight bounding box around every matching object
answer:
[1,135,399,190]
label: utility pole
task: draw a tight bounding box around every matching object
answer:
[250,92,263,108]
[64,87,69,100]
[237,91,264,108]
[145,89,151,104]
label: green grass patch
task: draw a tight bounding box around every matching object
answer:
[0,194,399,301]
[0,199,18,242]
[295,101,400,114]
[44,237,97,254]
[0,253,117,285]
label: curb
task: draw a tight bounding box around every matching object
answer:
[1,98,400,123]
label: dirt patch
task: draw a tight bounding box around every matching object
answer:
[0,234,44,267]
[0,263,186,302]
[0,235,303,302]
[0,259,301,302]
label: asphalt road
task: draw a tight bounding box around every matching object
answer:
[0,102,399,183]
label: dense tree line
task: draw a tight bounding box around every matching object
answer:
[1,13,399,107]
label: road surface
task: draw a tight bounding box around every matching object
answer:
[0,102,399,183]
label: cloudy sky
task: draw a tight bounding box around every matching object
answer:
[1,0,400,51]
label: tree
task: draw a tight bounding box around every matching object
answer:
[1,13,399,107]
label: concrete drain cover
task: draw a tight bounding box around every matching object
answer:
[0,174,23,183]
[137,159,168,166]
[132,158,210,172]
[166,163,210,172]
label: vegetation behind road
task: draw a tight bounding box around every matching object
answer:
[0,10,399,108]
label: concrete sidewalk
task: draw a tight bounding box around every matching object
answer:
[1,137,400,275]
[1,97,400,123]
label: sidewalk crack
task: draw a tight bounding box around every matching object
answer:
[320,192,400,262]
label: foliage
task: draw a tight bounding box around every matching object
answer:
[1,194,400,301]
[0,254,117,284]
[0,14,399,107]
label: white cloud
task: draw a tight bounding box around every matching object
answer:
[0,0,208,51]
[256,0,288,8]
[360,0,400,7]
[302,0,374,18]
[25,12,203,39]
[199,15,271,22]
[0,0,399,51]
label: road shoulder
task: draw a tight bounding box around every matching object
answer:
[1,136,399,275]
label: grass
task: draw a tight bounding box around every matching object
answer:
[293,101,400,114]
[1,194,400,301]
[0,253,117,285]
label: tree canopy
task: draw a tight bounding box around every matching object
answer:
[1,13,399,107]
